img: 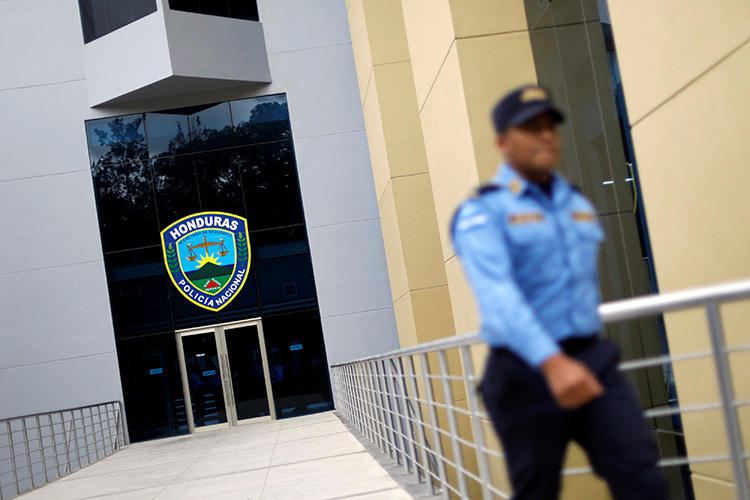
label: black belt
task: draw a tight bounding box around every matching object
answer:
[491,334,600,359]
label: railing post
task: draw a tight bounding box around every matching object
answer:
[22,418,33,489]
[48,414,60,478]
[7,421,19,496]
[420,352,449,499]
[404,355,432,486]
[379,360,398,460]
[359,363,376,445]
[705,302,750,500]
[366,361,387,452]
[383,359,404,466]
[460,345,492,499]
[36,415,48,485]
[437,349,469,498]
[390,358,414,475]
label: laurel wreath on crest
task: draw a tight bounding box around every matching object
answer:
[166,243,180,273]
[237,232,249,262]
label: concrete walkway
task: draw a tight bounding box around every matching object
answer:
[20,412,413,499]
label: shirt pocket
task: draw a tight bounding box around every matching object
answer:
[570,215,604,276]
[504,213,557,276]
[504,213,555,248]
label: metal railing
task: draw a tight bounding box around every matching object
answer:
[331,279,750,499]
[0,401,125,499]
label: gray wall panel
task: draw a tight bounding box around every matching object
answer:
[258,0,352,54]
[0,353,122,420]
[321,308,399,365]
[307,219,394,319]
[0,171,103,275]
[270,44,365,140]
[295,131,379,228]
[0,81,90,181]
[0,0,84,90]
[0,261,115,370]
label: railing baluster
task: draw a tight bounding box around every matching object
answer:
[8,421,19,496]
[377,360,396,459]
[437,349,468,498]
[404,355,431,485]
[420,352,449,499]
[36,415,48,485]
[460,345,492,499]
[706,302,750,500]
[49,414,60,478]
[386,358,410,474]
[366,361,387,452]
[21,418,33,489]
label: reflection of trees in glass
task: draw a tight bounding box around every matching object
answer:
[151,156,201,224]
[91,116,148,167]
[90,116,158,250]
[92,161,157,251]
[196,151,244,215]
[189,115,234,152]
[234,101,291,145]
[157,121,191,158]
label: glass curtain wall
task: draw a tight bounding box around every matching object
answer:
[523,1,692,498]
[78,0,158,43]
[168,0,259,21]
[85,94,333,442]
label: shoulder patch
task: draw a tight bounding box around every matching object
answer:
[474,183,502,197]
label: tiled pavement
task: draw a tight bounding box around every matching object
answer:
[19,412,413,499]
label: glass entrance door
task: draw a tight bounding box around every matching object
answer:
[180,330,228,428]
[176,319,274,433]
[223,324,275,421]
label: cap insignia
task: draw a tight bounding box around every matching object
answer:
[520,87,548,102]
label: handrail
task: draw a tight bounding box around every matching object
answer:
[331,279,750,367]
[0,401,125,500]
[330,279,750,500]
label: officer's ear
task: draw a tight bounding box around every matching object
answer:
[496,132,509,154]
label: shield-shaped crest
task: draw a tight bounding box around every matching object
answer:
[161,212,251,311]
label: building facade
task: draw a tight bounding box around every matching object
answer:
[0,0,400,444]
[1,0,749,499]
[345,0,749,499]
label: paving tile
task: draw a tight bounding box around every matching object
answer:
[348,488,413,499]
[15,413,413,500]
[270,431,363,466]
[275,419,347,443]
[154,469,268,500]
[261,452,399,499]
[20,458,194,499]
[178,444,275,479]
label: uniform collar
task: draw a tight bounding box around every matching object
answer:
[492,163,571,204]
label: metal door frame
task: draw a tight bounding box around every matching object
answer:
[176,318,275,434]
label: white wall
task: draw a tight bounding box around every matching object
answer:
[0,0,398,420]
[0,0,123,419]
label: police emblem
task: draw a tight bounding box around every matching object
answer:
[161,212,251,311]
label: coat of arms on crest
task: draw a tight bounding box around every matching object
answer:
[160,212,251,311]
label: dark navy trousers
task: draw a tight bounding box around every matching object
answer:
[480,337,667,500]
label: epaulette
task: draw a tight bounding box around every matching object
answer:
[473,183,502,197]
[451,184,502,241]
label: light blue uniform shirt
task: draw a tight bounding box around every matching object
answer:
[451,164,605,367]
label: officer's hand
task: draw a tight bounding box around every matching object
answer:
[541,353,604,409]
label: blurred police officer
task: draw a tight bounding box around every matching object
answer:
[451,86,667,500]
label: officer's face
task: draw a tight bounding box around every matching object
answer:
[497,112,561,175]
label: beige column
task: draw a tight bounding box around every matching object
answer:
[607,1,750,498]
[347,0,455,349]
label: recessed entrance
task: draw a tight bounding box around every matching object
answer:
[176,319,275,433]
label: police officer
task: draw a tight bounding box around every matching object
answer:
[451,86,667,500]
